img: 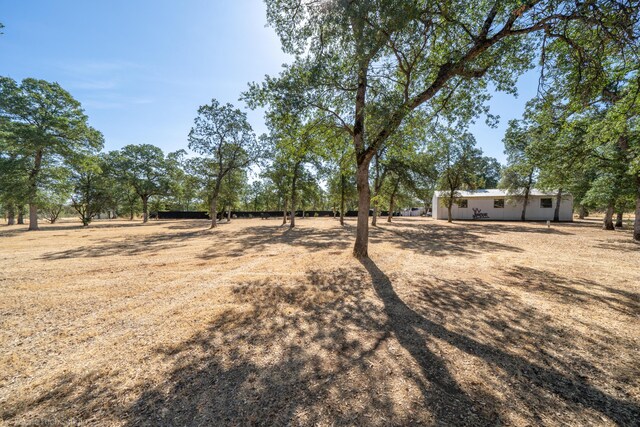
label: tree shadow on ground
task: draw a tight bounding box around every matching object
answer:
[165,219,213,229]
[37,221,354,262]
[359,221,525,256]
[462,221,574,235]
[5,263,638,425]
[503,266,639,316]
[593,239,640,252]
[38,229,206,260]
[361,259,640,426]
[198,219,525,260]
[196,225,354,260]
[35,216,612,262]
[381,216,574,234]
[122,268,498,426]
[0,220,157,237]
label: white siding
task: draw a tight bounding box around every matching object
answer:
[433,194,573,221]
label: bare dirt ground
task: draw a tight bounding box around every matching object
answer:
[0,216,638,426]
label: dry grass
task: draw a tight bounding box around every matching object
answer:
[0,216,638,426]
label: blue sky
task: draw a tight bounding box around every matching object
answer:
[1,1,539,164]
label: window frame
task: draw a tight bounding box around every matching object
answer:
[540,198,553,208]
[493,198,504,208]
[457,199,468,208]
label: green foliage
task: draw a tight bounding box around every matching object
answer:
[0,77,104,161]
[70,156,110,226]
[219,169,248,216]
[499,119,537,204]
[511,51,638,219]
[433,128,498,220]
[165,150,201,211]
[261,157,293,211]
[242,180,274,211]
[183,156,219,207]
[188,99,260,175]
[326,171,357,211]
[99,151,141,219]
[114,145,168,198]
[251,0,631,253]
[188,99,260,224]
[397,151,439,209]
[39,165,73,223]
[108,144,169,221]
[0,150,30,215]
[475,156,502,189]
[258,0,630,157]
[0,77,103,227]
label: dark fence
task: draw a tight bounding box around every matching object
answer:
[295,210,335,217]
[223,211,287,219]
[225,210,337,218]
[156,211,210,219]
[156,210,401,220]
[343,210,400,217]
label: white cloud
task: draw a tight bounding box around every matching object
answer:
[55,59,141,75]
[83,96,153,110]
[68,79,118,90]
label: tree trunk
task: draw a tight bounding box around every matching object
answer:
[7,204,15,225]
[578,205,587,219]
[352,52,370,258]
[209,180,223,229]
[521,190,529,221]
[210,197,218,228]
[553,188,563,222]
[27,149,43,231]
[353,160,371,258]
[447,203,453,223]
[18,205,25,224]
[618,136,639,240]
[340,173,345,226]
[615,211,623,228]
[50,206,62,224]
[282,198,288,225]
[635,177,640,241]
[634,196,640,241]
[371,196,377,225]
[142,196,149,223]
[371,154,380,227]
[521,172,533,221]
[227,206,232,222]
[290,164,299,229]
[27,203,37,227]
[603,205,615,230]
[388,180,399,223]
[129,209,134,220]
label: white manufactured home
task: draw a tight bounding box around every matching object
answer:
[432,189,573,221]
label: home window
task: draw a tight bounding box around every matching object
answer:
[494,199,504,208]
[540,198,553,208]
[457,199,468,208]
